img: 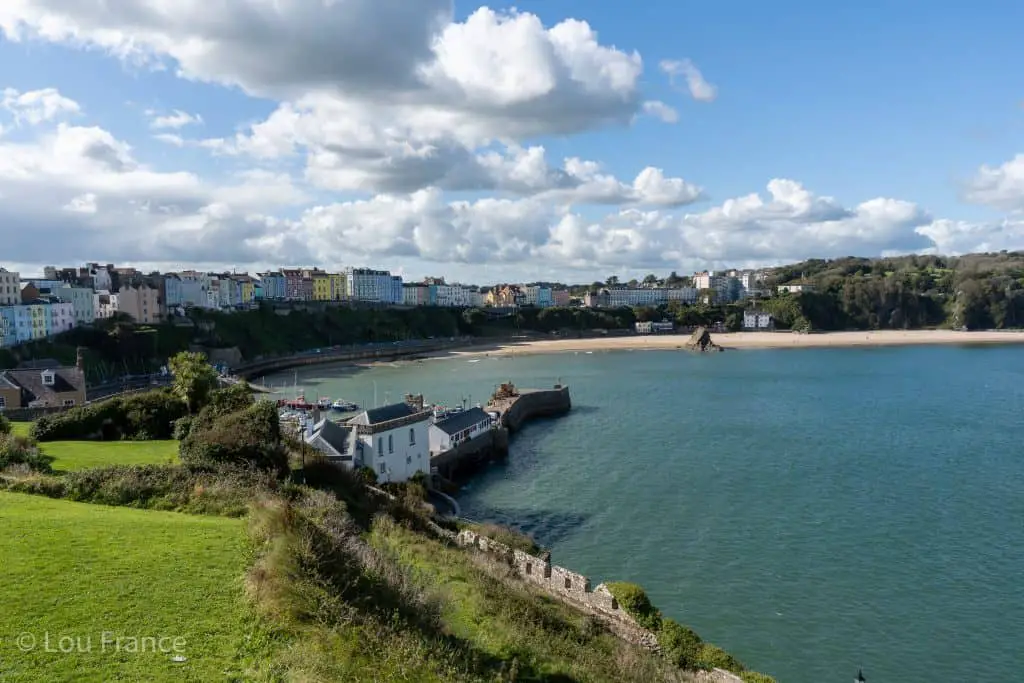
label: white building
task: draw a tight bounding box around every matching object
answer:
[586,287,699,308]
[94,291,119,319]
[428,407,495,454]
[347,401,432,483]
[778,283,815,294]
[743,310,774,330]
[521,285,553,308]
[47,302,75,335]
[0,268,20,306]
[84,263,113,291]
[432,284,477,307]
[635,321,675,334]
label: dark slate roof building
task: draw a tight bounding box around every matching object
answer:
[304,418,355,462]
[1,365,87,408]
[351,402,418,426]
[433,407,492,436]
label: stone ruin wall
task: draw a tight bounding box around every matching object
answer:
[454,529,658,650]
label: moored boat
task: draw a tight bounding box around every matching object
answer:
[331,399,359,412]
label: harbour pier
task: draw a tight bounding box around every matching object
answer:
[430,381,571,482]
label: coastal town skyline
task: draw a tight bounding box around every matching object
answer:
[2,4,1023,283]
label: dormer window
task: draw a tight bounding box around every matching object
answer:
[41,370,55,386]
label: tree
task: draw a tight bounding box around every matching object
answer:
[168,351,219,413]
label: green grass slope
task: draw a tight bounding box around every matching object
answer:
[0,492,258,682]
[8,422,178,471]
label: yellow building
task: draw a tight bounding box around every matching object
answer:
[312,273,331,301]
[328,273,346,300]
[28,305,47,339]
[239,278,255,304]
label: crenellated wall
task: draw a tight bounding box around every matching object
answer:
[454,529,656,649]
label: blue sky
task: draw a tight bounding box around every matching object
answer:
[1,1,1022,282]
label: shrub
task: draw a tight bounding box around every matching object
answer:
[658,618,704,669]
[697,643,743,673]
[740,672,777,683]
[0,414,10,435]
[605,582,662,631]
[172,416,193,440]
[179,400,288,476]
[0,434,55,473]
[190,383,255,432]
[31,390,187,441]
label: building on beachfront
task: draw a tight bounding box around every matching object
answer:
[635,321,675,335]
[428,407,495,455]
[743,310,774,330]
[777,282,815,294]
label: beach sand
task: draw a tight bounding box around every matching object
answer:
[440,330,1024,358]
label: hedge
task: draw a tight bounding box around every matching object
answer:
[30,390,188,442]
[179,400,287,475]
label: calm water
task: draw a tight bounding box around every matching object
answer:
[263,346,1024,682]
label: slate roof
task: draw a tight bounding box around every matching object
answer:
[2,367,86,403]
[307,418,353,455]
[352,402,418,426]
[433,407,492,436]
[0,373,20,390]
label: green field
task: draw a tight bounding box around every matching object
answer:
[0,492,260,682]
[7,422,178,472]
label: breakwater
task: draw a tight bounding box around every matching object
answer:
[431,383,571,481]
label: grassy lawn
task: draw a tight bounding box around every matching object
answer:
[0,492,262,682]
[7,422,178,472]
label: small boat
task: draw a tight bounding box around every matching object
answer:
[331,399,358,412]
[317,397,332,410]
[278,397,314,411]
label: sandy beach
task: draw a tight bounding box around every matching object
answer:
[440,330,1024,358]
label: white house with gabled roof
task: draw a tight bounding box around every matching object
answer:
[345,399,433,483]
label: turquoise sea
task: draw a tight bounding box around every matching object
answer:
[263,345,1024,682]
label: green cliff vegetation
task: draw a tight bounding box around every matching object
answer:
[0,356,777,681]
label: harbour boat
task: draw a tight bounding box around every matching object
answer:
[317,397,332,410]
[331,399,359,412]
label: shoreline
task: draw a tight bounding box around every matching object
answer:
[427,329,1024,359]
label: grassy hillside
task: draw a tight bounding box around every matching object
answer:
[0,492,265,682]
[8,421,178,471]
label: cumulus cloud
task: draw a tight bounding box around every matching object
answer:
[660,59,717,102]
[0,120,311,266]
[2,87,80,124]
[963,154,1024,211]
[149,109,202,129]
[642,100,679,123]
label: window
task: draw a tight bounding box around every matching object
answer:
[378,437,384,454]
[62,399,75,407]
[379,463,386,475]
[0,396,6,409]
[409,428,416,445]
[406,455,411,465]
[388,434,393,453]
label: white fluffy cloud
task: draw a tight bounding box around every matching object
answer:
[963,154,1024,211]
[2,87,80,124]
[149,110,202,130]
[0,2,1023,281]
[660,59,718,103]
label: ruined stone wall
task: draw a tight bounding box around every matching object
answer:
[454,529,656,649]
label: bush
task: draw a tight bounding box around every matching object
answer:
[0,415,10,435]
[697,643,744,673]
[0,434,55,473]
[190,383,255,432]
[658,618,703,669]
[605,582,662,631]
[31,390,187,441]
[179,400,287,476]
[740,672,777,683]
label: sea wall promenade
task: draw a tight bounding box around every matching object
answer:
[233,338,470,379]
